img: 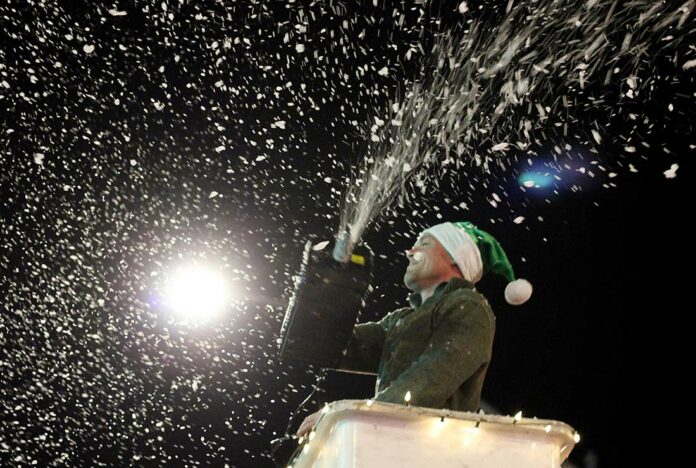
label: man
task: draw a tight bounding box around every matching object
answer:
[296,221,532,438]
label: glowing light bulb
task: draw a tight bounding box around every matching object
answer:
[164,264,230,323]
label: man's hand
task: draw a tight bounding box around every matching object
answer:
[296,409,322,439]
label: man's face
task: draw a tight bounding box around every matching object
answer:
[403,234,456,291]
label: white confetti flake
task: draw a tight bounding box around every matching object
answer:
[458,2,469,14]
[295,44,305,53]
[312,241,330,251]
[513,216,525,224]
[683,59,696,70]
[83,44,95,54]
[491,142,510,151]
[107,9,127,16]
[591,129,602,144]
[663,164,678,179]
[377,66,389,76]
[209,191,219,198]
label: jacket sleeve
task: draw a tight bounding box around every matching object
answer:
[335,308,403,375]
[374,292,494,407]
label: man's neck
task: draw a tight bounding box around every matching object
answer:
[419,283,440,304]
[417,273,463,305]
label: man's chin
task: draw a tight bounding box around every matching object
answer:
[403,274,419,292]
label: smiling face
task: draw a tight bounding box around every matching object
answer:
[403,234,461,292]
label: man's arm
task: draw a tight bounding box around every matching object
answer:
[334,309,403,375]
[374,292,494,407]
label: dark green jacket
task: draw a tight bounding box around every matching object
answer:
[337,277,495,412]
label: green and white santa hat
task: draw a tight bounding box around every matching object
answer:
[421,221,533,305]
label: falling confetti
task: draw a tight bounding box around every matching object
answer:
[664,164,679,179]
[0,1,692,467]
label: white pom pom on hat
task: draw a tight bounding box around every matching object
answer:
[504,278,533,306]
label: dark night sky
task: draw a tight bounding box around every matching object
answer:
[1,1,693,467]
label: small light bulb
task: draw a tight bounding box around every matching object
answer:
[544,424,552,433]
[309,431,316,441]
[514,411,523,422]
[405,391,412,403]
[366,399,374,406]
[573,432,581,443]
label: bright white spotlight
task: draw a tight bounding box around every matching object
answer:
[164,265,229,323]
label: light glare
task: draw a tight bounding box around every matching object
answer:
[165,265,228,322]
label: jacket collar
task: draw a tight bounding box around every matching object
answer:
[407,276,475,309]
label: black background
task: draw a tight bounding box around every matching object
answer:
[1,1,693,467]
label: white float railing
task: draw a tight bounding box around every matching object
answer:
[290,399,577,468]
